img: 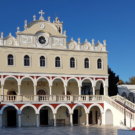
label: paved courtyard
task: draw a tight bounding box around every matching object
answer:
[0,126,118,135]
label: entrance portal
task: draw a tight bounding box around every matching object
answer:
[40,109,48,126]
[89,106,101,125]
[73,109,78,125]
[3,107,17,127]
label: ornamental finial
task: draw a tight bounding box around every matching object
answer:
[33,15,36,21]
[17,27,20,33]
[0,32,3,38]
[24,20,27,30]
[39,10,45,20]
[48,16,51,22]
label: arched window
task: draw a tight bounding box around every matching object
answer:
[24,55,30,66]
[8,54,14,65]
[40,56,45,67]
[70,57,75,68]
[55,57,60,67]
[97,59,102,69]
[84,58,89,68]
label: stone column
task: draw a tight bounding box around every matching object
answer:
[70,113,73,126]
[78,85,81,96]
[64,86,67,95]
[50,86,52,95]
[36,114,40,127]
[0,114,2,128]
[92,86,95,95]
[18,85,21,95]
[53,113,56,126]
[86,113,89,126]
[34,85,37,101]
[18,114,21,128]
[104,86,108,96]
[1,85,4,101]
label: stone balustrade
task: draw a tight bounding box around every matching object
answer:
[0,95,104,103]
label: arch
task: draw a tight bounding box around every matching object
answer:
[37,89,46,95]
[67,77,79,86]
[0,104,19,114]
[71,103,87,114]
[105,109,113,125]
[95,79,105,86]
[36,77,50,85]
[87,103,104,114]
[81,78,93,95]
[81,78,93,87]
[52,77,65,85]
[37,104,55,114]
[95,79,105,95]
[20,104,38,114]
[3,76,18,84]
[55,104,72,114]
[20,76,34,85]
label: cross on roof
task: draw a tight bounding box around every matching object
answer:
[39,10,45,17]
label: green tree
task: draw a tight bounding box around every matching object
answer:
[108,67,119,96]
[128,76,135,84]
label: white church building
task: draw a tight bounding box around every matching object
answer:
[0,10,134,128]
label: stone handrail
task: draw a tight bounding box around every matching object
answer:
[111,95,135,111]
[104,96,135,120]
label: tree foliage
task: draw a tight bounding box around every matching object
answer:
[128,76,135,84]
[108,67,119,96]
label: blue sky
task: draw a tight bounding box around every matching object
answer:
[0,0,135,82]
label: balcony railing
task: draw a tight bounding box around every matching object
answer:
[0,95,104,103]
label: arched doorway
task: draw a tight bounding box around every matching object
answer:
[37,89,46,101]
[73,106,86,125]
[105,109,113,125]
[89,106,101,125]
[7,91,17,101]
[95,81,104,95]
[56,106,70,126]
[2,106,17,127]
[21,106,36,127]
[39,106,53,126]
[81,79,92,95]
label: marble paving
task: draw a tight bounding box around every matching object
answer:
[0,126,119,135]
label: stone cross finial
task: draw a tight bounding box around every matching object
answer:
[78,38,80,44]
[9,33,12,36]
[39,10,45,20]
[48,16,50,22]
[33,15,36,21]
[1,32,3,38]
[92,39,95,45]
[103,40,106,46]
[24,20,27,30]
[64,30,66,36]
[17,27,20,32]
[85,39,88,43]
